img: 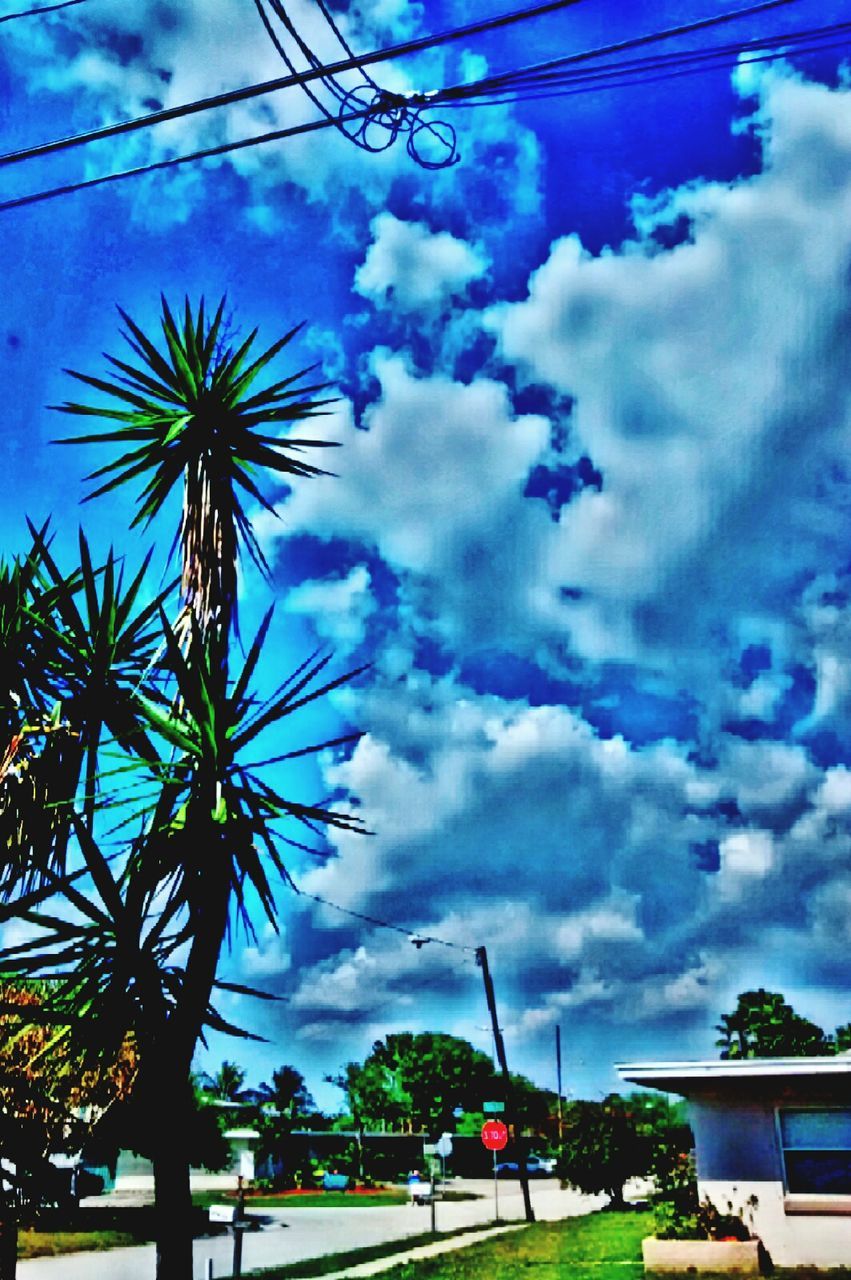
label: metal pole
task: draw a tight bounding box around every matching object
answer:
[232,1175,245,1280]
[493,1147,499,1222]
[476,945,535,1223]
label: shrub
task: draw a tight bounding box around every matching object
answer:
[650,1142,749,1241]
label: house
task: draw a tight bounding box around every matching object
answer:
[618,1055,851,1268]
[107,1128,261,1193]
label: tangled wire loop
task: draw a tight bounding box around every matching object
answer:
[338,86,460,169]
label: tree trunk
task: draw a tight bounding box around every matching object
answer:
[0,1202,17,1280]
[153,1128,194,1280]
[151,856,232,1280]
[608,1185,628,1211]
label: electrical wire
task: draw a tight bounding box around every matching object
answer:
[0,105,362,213]
[1,0,843,211]
[254,0,459,165]
[0,0,800,173]
[253,0,803,166]
[295,887,478,954]
[0,0,86,22]
[0,0,588,172]
[436,15,851,105]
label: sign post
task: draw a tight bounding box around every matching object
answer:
[435,1133,452,1190]
[481,1119,508,1223]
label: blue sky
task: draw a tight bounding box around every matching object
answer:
[3,0,851,1112]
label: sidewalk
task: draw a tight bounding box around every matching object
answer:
[315,1223,527,1279]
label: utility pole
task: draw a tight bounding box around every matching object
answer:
[476,946,535,1223]
[556,1024,564,1149]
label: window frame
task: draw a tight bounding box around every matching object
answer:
[776,1106,851,1215]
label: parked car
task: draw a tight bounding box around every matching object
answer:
[495,1154,557,1178]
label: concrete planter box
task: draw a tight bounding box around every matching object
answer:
[642,1237,761,1274]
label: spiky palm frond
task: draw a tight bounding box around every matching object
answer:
[0,527,175,899]
[54,297,338,644]
[135,610,367,934]
[0,529,85,887]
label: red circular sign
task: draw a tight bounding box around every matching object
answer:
[481,1119,509,1151]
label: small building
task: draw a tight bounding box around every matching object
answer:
[111,1127,261,1193]
[223,1128,260,1183]
[618,1055,851,1268]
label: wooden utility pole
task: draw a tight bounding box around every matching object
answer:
[476,946,535,1223]
[556,1023,564,1148]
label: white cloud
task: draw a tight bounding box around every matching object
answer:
[555,897,644,960]
[817,767,851,815]
[719,829,774,882]
[484,68,851,668]
[279,351,553,649]
[355,213,489,311]
[286,564,376,648]
[241,924,292,978]
[256,68,851,1087]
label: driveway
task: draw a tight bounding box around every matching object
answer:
[18,1180,607,1279]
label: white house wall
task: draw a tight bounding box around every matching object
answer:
[690,1099,851,1267]
[699,1178,851,1268]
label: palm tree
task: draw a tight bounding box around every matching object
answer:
[204,1060,248,1103]
[55,296,337,674]
[36,296,364,1278]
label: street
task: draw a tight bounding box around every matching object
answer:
[18,1180,607,1279]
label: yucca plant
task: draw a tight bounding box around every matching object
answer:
[48,298,358,1279]
[54,296,337,668]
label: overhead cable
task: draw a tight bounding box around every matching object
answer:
[2,5,844,211]
[252,0,803,167]
[0,0,800,173]
[0,0,86,22]
[296,887,478,954]
[0,0,588,172]
[438,16,851,106]
[253,0,462,167]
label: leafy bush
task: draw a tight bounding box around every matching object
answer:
[650,1141,749,1240]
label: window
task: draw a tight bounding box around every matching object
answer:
[779,1109,851,1195]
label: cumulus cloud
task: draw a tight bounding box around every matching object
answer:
[486,67,851,668]
[278,350,554,649]
[355,213,489,311]
[286,564,376,649]
[224,65,851,1094]
[255,66,851,723]
[241,924,292,978]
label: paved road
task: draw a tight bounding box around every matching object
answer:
[18,1180,607,1279]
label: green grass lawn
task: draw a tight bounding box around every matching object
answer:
[245,1210,650,1280]
[372,1211,649,1280]
[18,1229,143,1259]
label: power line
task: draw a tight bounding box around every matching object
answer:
[295,887,478,954]
[439,16,851,105]
[0,0,86,22]
[0,108,358,213]
[0,0,799,173]
[253,0,460,166]
[0,0,589,172]
[0,0,837,213]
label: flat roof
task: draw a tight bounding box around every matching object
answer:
[617,1056,851,1092]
